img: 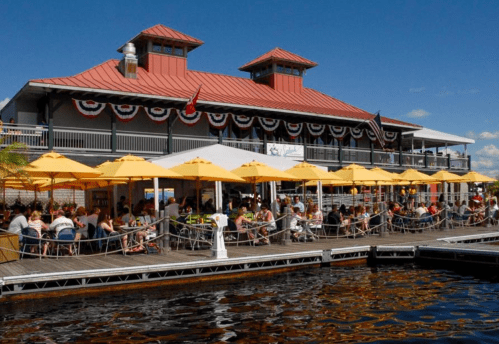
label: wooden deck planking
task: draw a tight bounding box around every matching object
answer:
[1,226,498,279]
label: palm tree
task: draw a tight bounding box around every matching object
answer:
[0,139,29,210]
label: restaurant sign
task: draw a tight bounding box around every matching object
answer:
[267,143,304,159]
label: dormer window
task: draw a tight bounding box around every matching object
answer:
[150,42,186,57]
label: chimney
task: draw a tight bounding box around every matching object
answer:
[119,43,138,79]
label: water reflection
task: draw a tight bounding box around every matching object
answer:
[1,264,499,343]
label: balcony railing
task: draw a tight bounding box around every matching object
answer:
[0,124,470,171]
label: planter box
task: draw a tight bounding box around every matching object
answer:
[0,233,19,263]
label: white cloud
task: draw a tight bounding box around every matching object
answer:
[409,87,425,93]
[406,109,430,118]
[471,158,495,169]
[466,131,499,140]
[0,98,9,110]
[476,144,499,157]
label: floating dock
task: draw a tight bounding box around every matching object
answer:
[1,226,499,301]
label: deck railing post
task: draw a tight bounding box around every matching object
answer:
[485,204,491,228]
[379,202,389,237]
[443,204,449,231]
[281,206,291,245]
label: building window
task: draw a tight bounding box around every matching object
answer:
[276,65,284,73]
[163,45,173,54]
[174,47,184,56]
[153,44,162,52]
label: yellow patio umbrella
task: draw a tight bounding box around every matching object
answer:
[461,171,496,183]
[23,152,102,213]
[304,171,349,208]
[285,162,341,201]
[334,164,392,206]
[169,157,246,214]
[96,155,182,213]
[431,170,467,204]
[231,160,299,211]
[397,169,438,205]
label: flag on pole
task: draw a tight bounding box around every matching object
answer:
[367,112,385,148]
[185,84,202,115]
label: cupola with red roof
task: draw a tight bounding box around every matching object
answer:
[117,24,203,78]
[239,47,318,93]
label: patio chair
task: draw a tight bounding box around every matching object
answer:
[417,213,435,231]
[20,227,42,260]
[54,227,78,259]
[104,231,125,256]
[393,216,407,233]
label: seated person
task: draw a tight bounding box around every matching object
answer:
[290,207,315,242]
[234,207,256,243]
[414,202,428,218]
[49,209,78,255]
[204,198,216,214]
[7,206,28,241]
[72,206,89,239]
[28,210,49,256]
[97,210,128,251]
[254,204,274,244]
[309,204,323,229]
[327,205,350,235]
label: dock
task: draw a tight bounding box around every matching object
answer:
[1,225,499,301]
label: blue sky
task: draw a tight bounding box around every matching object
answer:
[1,0,498,175]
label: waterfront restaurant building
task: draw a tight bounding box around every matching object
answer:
[1,24,474,203]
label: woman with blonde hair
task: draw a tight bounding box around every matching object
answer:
[28,210,49,256]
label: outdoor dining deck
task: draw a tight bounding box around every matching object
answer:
[1,224,498,302]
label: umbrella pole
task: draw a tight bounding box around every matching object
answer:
[330,186,334,211]
[107,185,112,216]
[253,182,257,212]
[302,180,306,205]
[51,177,54,222]
[196,179,201,214]
[128,179,132,215]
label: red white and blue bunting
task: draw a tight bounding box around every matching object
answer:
[285,122,303,139]
[144,107,172,124]
[307,123,325,137]
[384,131,398,142]
[259,117,280,133]
[110,104,141,122]
[366,130,378,142]
[206,112,230,129]
[178,110,202,126]
[232,115,254,129]
[72,99,106,119]
[329,125,348,139]
[350,128,364,140]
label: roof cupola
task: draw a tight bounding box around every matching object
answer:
[118,24,203,77]
[239,47,317,93]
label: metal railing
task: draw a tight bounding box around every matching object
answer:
[117,131,168,154]
[223,138,264,153]
[54,127,111,152]
[0,124,472,171]
[172,135,217,153]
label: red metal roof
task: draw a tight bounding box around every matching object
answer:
[30,60,418,128]
[118,24,203,52]
[239,47,318,71]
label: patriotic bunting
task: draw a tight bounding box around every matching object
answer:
[144,107,172,124]
[232,115,254,129]
[366,130,377,142]
[306,123,325,137]
[329,125,348,139]
[206,112,230,129]
[178,110,202,126]
[259,117,280,132]
[110,104,140,122]
[284,122,303,139]
[384,131,398,142]
[72,99,106,119]
[350,128,364,139]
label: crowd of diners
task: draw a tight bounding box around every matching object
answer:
[4,188,498,256]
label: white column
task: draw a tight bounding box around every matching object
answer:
[153,178,159,212]
[317,181,323,211]
[270,181,277,218]
[215,181,223,213]
[464,144,468,156]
